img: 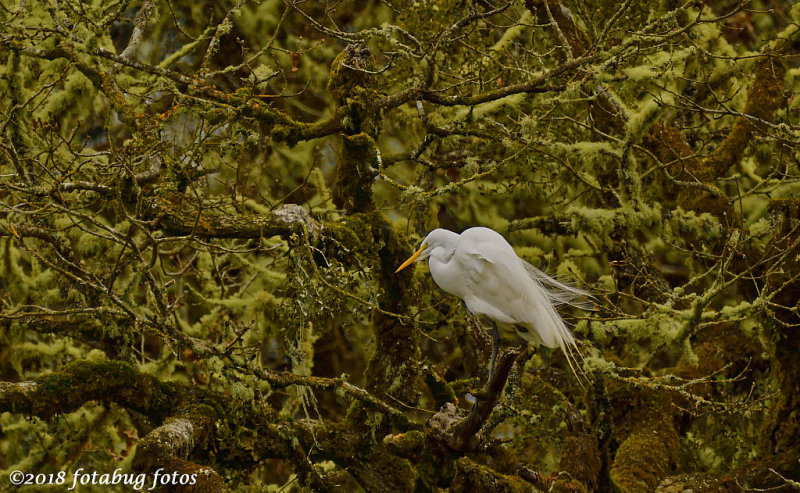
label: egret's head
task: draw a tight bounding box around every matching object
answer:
[395,229,459,273]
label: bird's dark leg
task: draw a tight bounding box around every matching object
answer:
[462,301,491,351]
[489,321,500,377]
[461,301,495,377]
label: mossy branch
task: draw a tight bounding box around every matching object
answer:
[450,348,521,451]
[146,202,321,240]
[133,406,230,493]
[0,360,174,420]
[452,457,541,493]
[525,0,742,223]
[6,38,342,145]
[117,0,155,62]
[377,63,580,110]
[5,316,131,357]
[609,391,679,492]
[701,58,786,176]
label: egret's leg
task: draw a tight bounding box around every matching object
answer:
[489,321,500,376]
[462,301,491,354]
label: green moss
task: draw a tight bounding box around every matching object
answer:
[560,432,601,489]
[454,93,526,120]
[39,70,95,121]
[451,457,536,492]
[30,360,175,419]
[333,133,379,213]
[328,44,376,106]
[626,98,662,143]
[565,204,659,239]
[424,370,457,408]
[703,59,786,177]
[664,209,725,245]
[608,386,679,493]
[562,141,620,159]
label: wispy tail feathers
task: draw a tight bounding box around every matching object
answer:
[519,259,591,384]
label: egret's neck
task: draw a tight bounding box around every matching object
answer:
[426,233,463,298]
[428,231,460,265]
[429,245,456,264]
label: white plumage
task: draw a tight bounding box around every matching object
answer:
[396,227,590,374]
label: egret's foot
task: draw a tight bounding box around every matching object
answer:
[472,388,490,400]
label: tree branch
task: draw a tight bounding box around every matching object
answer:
[133,405,230,493]
[0,360,174,420]
[146,202,321,240]
[451,348,521,451]
[118,0,155,62]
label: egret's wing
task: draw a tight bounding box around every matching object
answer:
[454,234,588,384]
[453,239,533,325]
[520,259,594,310]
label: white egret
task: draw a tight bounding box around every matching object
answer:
[395,227,590,377]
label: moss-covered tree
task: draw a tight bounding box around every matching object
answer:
[1,0,799,491]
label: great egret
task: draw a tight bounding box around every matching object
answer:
[395,227,590,377]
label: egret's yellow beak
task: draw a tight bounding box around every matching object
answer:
[395,244,426,273]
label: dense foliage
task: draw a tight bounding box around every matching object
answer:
[1,0,799,491]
